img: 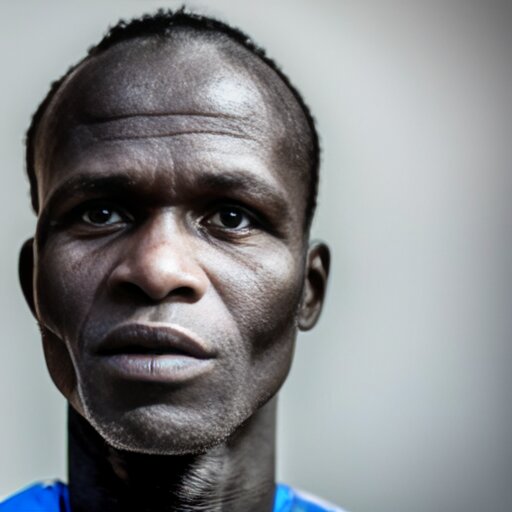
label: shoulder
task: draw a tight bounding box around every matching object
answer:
[0,481,69,511]
[274,483,349,512]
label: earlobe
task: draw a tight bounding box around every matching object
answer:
[298,241,330,331]
[19,238,37,317]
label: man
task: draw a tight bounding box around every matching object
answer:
[2,10,342,512]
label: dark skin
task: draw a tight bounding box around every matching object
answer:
[19,33,330,511]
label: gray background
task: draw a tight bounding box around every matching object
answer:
[1,1,511,511]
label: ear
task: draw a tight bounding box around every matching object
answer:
[19,238,37,317]
[298,241,331,331]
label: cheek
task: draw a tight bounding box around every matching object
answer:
[199,242,304,411]
[207,242,305,353]
[35,238,112,342]
[232,248,304,403]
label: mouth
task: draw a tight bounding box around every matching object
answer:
[94,323,216,383]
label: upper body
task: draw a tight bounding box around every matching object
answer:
[16,9,336,512]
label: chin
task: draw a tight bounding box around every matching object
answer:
[80,400,253,455]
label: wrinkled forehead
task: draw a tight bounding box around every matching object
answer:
[34,32,308,183]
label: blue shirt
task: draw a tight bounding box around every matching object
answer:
[0,481,345,511]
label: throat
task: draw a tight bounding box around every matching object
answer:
[67,402,277,512]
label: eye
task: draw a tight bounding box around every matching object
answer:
[206,206,253,230]
[81,204,125,226]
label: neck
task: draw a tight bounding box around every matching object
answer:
[67,400,277,512]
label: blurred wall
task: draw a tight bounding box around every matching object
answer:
[1,2,511,511]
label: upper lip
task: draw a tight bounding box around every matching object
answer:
[95,323,215,359]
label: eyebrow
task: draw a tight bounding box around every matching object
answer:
[42,175,136,215]
[40,170,291,224]
[196,171,283,200]
[36,175,138,245]
[194,171,291,222]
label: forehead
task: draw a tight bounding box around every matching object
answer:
[65,35,274,121]
[35,32,309,223]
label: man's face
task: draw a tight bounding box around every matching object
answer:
[26,36,321,454]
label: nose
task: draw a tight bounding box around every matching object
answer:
[108,212,209,303]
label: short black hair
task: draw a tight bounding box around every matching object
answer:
[26,8,320,227]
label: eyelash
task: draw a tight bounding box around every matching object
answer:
[202,202,261,231]
[67,200,132,227]
[61,200,264,235]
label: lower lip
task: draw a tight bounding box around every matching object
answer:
[97,354,215,383]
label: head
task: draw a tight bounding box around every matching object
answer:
[19,10,330,455]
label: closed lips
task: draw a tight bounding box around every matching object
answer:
[95,323,215,359]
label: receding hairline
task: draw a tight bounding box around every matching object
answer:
[26,11,320,227]
[45,28,310,127]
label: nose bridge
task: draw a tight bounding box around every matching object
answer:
[141,210,181,256]
[111,210,208,301]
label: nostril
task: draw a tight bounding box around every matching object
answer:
[115,281,200,304]
[116,282,155,304]
[171,286,198,301]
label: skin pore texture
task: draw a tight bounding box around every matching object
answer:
[19,29,330,512]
